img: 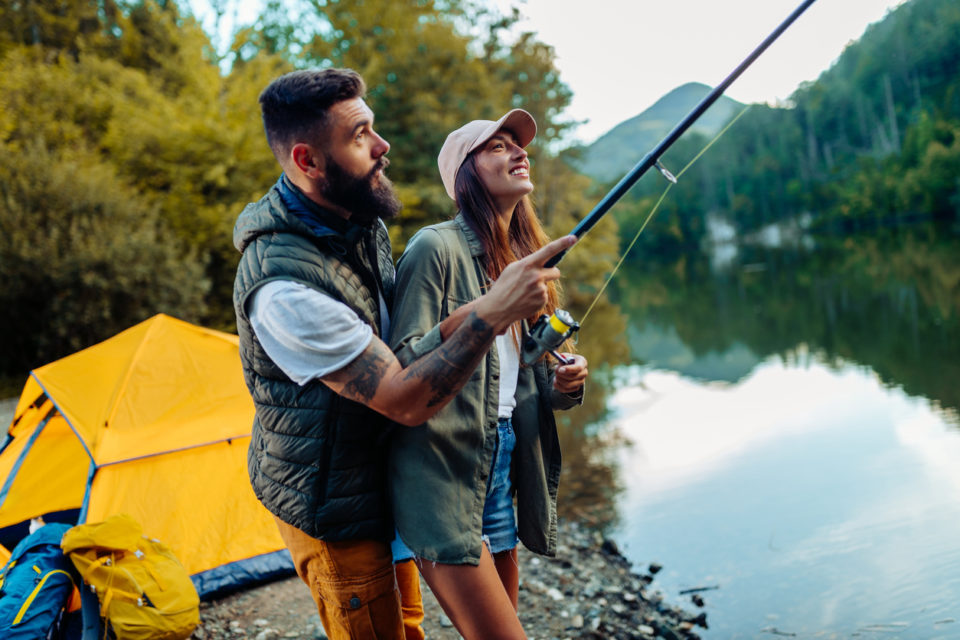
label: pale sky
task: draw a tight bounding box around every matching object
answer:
[195,0,907,144]
[493,0,907,143]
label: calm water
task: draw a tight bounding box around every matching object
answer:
[559,226,960,638]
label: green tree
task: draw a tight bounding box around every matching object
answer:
[0,141,209,372]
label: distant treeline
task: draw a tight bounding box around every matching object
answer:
[0,0,624,377]
[608,0,960,257]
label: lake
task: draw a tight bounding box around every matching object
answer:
[557,224,960,638]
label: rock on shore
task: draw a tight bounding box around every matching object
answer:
[194,520,705,640]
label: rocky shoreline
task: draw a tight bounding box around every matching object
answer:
[194,519,707,640]
[0,398,706,639]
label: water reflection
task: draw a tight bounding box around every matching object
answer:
[608,357,960,637]
[554,293,630,531]
[558,224,960,636]
[613,225,960,415]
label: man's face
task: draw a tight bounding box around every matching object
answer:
[316,98,401,224]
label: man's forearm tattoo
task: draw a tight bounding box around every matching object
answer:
[404,311,496,407]
[341,342,391,403]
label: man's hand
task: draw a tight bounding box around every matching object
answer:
[553,353,588,394]
[475,235,577,332]
[322,234,579,426]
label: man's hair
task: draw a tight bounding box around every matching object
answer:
[259,68,366,162]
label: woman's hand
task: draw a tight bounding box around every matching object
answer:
[553,354,588,394]
[476,235,576,333]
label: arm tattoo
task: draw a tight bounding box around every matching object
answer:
[404,311,496,407]
[339,341,392,403]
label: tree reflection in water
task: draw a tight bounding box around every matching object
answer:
[551,223,960,534]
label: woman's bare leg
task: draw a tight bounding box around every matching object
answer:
[493,548,519,610]
[418,544,526,640]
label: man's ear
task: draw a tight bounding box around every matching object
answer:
[291,143,325,179]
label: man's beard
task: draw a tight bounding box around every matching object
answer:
[318,155,402,225]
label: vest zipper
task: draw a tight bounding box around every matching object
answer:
[358,231,386,334]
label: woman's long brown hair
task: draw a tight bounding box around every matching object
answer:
[454,152,563,331]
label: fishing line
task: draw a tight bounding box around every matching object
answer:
[577,104,752,326]
[521,0,816,365]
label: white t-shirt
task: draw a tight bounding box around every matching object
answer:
[495,332,520,418]
[248,280,388,385]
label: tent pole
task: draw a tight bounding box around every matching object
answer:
[78,461,97,523]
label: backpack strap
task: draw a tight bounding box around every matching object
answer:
[80,555,112,581]
[0,559,16,588]
[12,569,74,625]
[79,584,101,640]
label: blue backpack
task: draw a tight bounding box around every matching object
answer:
[0,523,77,639]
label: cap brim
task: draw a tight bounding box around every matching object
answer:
[467,108,537,155]
[439,108,538,200]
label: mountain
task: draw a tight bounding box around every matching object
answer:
[577,82,743,182]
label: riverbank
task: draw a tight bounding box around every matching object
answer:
[0,398,705,638]
[194,519,707,640]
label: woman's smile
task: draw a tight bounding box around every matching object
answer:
[475,130,534,217]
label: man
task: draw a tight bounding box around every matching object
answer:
[232,68,575,639]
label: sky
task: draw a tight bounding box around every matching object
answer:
[193,0,907,144]
[492,0,907,143]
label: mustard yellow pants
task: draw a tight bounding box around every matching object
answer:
[275,518,424,640]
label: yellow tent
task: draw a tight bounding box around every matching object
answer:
[0,314,292,597]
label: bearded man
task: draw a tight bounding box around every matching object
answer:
[232,69,575,640]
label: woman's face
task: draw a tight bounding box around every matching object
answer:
[473,129,533,213]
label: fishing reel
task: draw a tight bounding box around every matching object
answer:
[521,309,580,366]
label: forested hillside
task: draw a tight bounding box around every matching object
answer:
[604,0,960,257]
[0,0,626,381]
[578,82,742,181]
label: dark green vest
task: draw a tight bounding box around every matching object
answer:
[233,181,395,541]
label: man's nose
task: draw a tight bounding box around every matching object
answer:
[372,131,390,157]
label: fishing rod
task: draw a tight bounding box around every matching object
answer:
[522,0,818,366]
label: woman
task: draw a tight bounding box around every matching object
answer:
[388,109,588,639]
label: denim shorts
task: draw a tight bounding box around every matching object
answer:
[391,418,519,562]
[482,417,519,554]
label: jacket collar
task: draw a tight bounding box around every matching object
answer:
[277,174,372,239]
[454,213,486,258]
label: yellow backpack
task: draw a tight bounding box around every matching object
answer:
[61,514,199,640]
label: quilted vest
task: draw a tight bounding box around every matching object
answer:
[233,179,395,541]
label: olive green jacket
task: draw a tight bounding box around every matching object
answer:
[388,215,581,564]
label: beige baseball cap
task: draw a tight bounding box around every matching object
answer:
[438,108,537,200]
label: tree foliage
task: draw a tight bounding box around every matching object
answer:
[0,140,209,372]
[0,0,625,380]
[606,0,960,260]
